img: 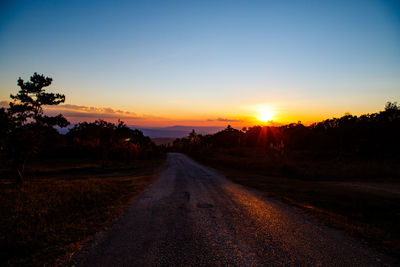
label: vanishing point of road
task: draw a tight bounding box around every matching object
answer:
[73,153,397,266]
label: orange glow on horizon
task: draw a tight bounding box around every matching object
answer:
[38,101,375,128]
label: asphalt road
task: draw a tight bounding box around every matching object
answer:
[73,153,397,266]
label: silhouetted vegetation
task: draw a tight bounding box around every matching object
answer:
[66,119,158,166]
[1,73,69,182]
[174,102,400,179]
[0,74,164,184]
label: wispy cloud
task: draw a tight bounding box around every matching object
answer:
[207,117,244,122]
[0,100,172,126]
[43,104,158,123]
[58,104,136,115]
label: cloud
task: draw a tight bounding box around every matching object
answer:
[0,100,166,124]
[43,103,157,123]
[54,104,134,115]
[207,117,244,122]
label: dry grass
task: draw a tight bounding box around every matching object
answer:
[0,159,164,267]
[197,147,400,180]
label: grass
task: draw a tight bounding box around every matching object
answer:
[191,147,400,180]
[0,158,164,267]
[189,148,400,257]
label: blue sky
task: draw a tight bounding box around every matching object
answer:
[0,0,399,126]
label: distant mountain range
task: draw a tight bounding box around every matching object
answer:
[133,125,225,138]
[56,125,225,138]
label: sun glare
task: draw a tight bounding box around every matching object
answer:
[258,108,274,122]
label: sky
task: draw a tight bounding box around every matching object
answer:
[0,0,399,127]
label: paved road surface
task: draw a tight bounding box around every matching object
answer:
[73,153,397,266]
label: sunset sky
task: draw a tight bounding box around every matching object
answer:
[0,0,399,127]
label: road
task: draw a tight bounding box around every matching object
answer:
[73,153,397,266]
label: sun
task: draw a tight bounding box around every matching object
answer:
[258,108,274,122]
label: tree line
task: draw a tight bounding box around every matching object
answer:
[173,102,400,159]
[0,73,161,183]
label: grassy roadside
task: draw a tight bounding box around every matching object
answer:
[0,158,165,267]
[189,150,400,257]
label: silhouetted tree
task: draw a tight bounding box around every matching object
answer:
[67,119,155,164]
[67,120,115,167]
[4,73,69,182]
[385,101,399,112]
[212,125,243,148]
[8,73,68,127]
[189,129,200,144]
